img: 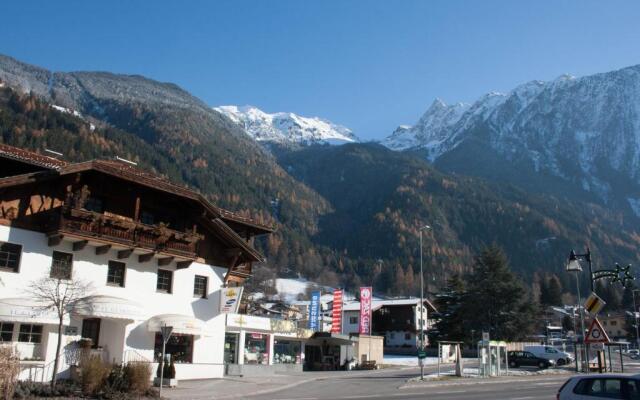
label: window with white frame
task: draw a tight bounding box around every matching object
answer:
[193,275,208,298]
[0,241,21,273]
[50,251,73,279]
[157,269,173,293]
[107,260,126,287]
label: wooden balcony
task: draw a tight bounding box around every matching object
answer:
[48,207,201,260]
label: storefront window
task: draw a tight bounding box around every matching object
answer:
[244,333,268,365]
[274,340,301,364]
[18,324,42,343]
[154,333,193,363]
[0,322,14,342]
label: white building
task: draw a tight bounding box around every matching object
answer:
[0,144,272,381]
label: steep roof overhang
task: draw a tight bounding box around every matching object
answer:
[0,157,269,264]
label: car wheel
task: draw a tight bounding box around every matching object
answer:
[509,360,517,368]
[557,358,566,366]
[538,361,547,369]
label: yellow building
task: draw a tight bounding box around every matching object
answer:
[599,313,628,340]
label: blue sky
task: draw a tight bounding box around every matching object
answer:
[2,1,640,140]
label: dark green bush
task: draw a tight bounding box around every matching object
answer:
[13,380,79,398]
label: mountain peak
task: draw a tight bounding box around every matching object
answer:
[381,64,640,216]
[214,105,358,146]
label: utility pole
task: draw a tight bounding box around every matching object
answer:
[419,224,431,380]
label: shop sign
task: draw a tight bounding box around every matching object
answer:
[331,289,343,333]
[220,287,244,313]
[227,314,271,331]
[308,291,321,331]
[270,319,297,334]
[251,333,263,339]
[359,287,372,335]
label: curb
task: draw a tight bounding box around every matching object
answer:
[400,372,572,390]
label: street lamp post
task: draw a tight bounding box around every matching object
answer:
[568,248,594,293]
[633,290,640,350]
[566,255,588,373]
[419,224,431,380]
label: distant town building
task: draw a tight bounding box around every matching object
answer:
[341,298,437,351]
[600,312,629,341]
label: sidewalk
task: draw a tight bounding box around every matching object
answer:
[162,368,410,399]
[162,373,314,400]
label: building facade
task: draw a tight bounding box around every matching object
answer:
[0,144,272,381]
[341,298,436,351]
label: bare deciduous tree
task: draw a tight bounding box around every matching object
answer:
[26,274,91,387]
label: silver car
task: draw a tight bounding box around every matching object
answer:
[557,374,640,399]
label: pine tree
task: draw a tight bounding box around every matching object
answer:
[546,275,563,306]
[461,246,537,341]
[431,274,466,342]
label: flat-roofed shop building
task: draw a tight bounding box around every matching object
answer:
[0,144,272,381]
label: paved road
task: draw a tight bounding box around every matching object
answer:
[248,366,570,400]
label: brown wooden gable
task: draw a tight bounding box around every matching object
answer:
[0,156,269,271]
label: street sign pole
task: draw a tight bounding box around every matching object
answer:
[159,324,174,397]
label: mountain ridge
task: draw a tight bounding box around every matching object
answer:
[383,64,640,219]
[214,104,358,146]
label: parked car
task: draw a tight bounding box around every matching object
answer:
[557,374,640,399]
[507,351,555,369]
[525,345,574,365]
[628,349,640,359]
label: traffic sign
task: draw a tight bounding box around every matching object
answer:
[584,318,610,344]
[584,292,606,315]
[417,350,427,359]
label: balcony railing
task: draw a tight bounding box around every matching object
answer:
[51,207,201,259]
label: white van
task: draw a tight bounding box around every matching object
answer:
[524,345,573,365]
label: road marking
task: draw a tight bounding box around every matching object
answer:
[510,397,536,400]
[532,381,561,386]
[272,398,318,400]
[432,390,468,394]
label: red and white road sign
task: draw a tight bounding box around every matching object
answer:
[584,318,610,344]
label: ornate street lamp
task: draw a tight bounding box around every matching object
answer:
[568,248,634,295]
[566,252,588,373]
[567,247,635,371]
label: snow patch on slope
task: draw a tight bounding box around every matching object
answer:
[628,198,640,217]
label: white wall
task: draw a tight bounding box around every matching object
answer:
[385,331,417,348]
[342,311,359,334]
[0,225,228,380]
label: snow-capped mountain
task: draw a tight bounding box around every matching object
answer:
[382,99,470,152]
[383,66,640,217]
[214,105,358,146]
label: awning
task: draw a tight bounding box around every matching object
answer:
[147,314,204,336]
[73,295,145,322]
[0,298,67,325]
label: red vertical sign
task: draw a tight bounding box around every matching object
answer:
[331,289,343,333]
[359,287,372,335]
